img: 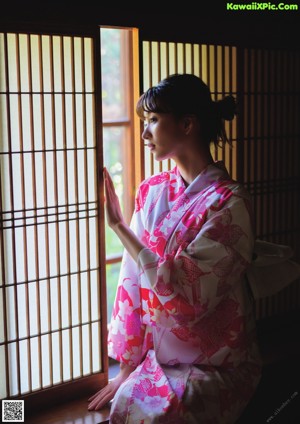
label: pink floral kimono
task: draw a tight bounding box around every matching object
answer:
[108,162,262,423]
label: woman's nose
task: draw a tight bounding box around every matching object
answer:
[142,127,150,140]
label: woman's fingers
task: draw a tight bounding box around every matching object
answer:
[103,167,113,186]
[94,391,114,410]
[88,383,115,410]
[103,169,116,199]
[87,391,99,402]
[102,167,124,228]
[88,365,135,411]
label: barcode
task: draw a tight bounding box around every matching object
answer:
[2,400,24,422]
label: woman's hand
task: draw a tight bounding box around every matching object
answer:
[102,167,145,262]
[87,363,135,411]
[103,167,125,229]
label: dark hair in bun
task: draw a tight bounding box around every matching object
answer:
[210,95,237,146]
[136,73,237,147]
[214,95,236,121]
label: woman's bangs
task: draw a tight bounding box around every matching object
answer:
[136,87,170,119]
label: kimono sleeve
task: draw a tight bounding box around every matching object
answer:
[137,193,254,324]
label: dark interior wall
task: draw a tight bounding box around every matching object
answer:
[2,1,300,49]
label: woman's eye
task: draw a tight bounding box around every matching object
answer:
[143,116,157,127]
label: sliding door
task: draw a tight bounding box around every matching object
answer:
[0,28,107,403]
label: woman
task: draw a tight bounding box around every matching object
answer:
[88,74,262,423]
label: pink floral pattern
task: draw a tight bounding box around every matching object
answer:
[108,162,262,423]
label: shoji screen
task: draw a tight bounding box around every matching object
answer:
[142,41,237,180]
[0,31,106,401]
[241,48,300,319]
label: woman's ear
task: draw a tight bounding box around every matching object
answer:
[182,115,196,134]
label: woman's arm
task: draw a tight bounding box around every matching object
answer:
[103,167,145,262]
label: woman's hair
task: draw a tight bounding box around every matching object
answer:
[136,73,236,147]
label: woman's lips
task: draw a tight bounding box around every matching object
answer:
[146,143,155,150]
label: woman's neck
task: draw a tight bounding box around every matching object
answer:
[175,148,214,186]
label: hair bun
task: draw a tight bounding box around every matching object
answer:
[215,95,236,121]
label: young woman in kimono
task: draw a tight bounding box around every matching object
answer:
[88,74,262,423]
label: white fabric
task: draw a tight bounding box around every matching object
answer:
[246,239,300,299]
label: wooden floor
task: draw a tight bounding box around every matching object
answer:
[27,397,110,424]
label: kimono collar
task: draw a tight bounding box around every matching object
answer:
[174,161,232,195]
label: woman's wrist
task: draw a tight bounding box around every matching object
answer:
[110,220,126,233]
[112,221,145,262]
[120,362,136,372]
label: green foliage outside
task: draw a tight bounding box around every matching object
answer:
[101,28,126,322]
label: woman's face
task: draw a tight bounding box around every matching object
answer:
[142,112,187,161]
